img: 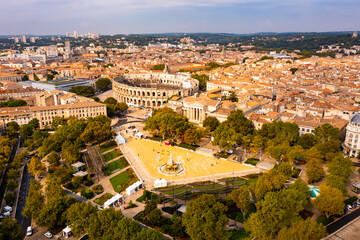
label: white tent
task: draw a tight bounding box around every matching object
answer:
[62,226,72,238]
[177,205,186,213]
[104,193,124,208]
[135,131,144,139]
[153,179,168,188]
[115,134,126,145]
[126,181,143,195]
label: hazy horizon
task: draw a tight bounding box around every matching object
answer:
[1,0,359,35]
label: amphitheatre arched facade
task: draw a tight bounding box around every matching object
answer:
[112,73,199,108]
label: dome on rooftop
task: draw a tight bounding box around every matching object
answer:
[350,114,360,124]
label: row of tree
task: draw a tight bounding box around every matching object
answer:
[23,178,164,239]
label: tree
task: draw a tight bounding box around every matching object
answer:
[118,102,128,112]
[183,194,230,240]
[45,179,66,202]
[37,195,76,230]
[225,110,254,136]
[313,184,344,218]
[19,124,33,139]
[28,156,45,179]
[46,74,54,80]
[230,185,251,217]
[80,120,113,144]
[96,78,112,91]
[6,121,20,138]
[7,179,18,191]
[144,107,193,141]
[47,151,60,166]
[305,159,324,183]
[0,217,22,240]
[22,179,45,219]
[267,144,290,161]
[62,140,80,164]
[28,118,40,130]
[191,74,209,90]
[66,202,98,236]
[69,86,95,97]
[203,116,219,132]
[104,97,118,105]
[212,123,240,149]
[92,96,101,102]
[245,185,308,239]
[277,219,327,240]
[22,74,29,81]
[259,121,299,147]
[184,128,203,145]
[227,91,238,102]
[7,168,20,179]
[51,117,67,129]
[87,208,124,239]
[151,64,165,70]
[5,192,16,204]
[253,163,292,201]
[133,229,165,240]
[298,133,316,149]
[290,67,298,74]
[326,156,354,195]
[313,124,341,158]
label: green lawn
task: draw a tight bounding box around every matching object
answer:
[219,177,247,185]
[110,169,138,193]
[99,141,117,153]
[104,157,129,175]
[178,142,199,150]
[94,193,113,205]
[244,158,260,166]
[102,149,123,162]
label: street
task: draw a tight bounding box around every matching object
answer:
[327,207,360,234]
[15,162,33,237]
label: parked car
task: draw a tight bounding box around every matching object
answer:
[3,206,12,212]
[356,201,360,206]
[26,226,32,236]
[227,150,234,154]
[98,206,104,211]
[44,232,53,238]
[3,211,10,217]
[347,204,353,210]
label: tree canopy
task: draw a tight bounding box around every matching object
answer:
[183,194,230,240]
[144,107,194,141]
[69,86,95,97]
[96,78,112,91]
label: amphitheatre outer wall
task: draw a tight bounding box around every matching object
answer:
[112,73,199,108]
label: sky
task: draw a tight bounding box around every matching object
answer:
[0,0,359,35]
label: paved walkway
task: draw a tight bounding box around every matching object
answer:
[120,144,156,187]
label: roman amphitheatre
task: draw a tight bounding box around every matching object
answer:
[126,138,257,183]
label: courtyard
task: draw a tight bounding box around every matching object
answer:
[126,138,255,181]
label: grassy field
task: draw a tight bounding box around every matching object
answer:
[110,168,138,193]
[219,177,247,185]
[103,149,123,162]
[94,193,114,205]
[99,140,117,153]
[104,157,129,175]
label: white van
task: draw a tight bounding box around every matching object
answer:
[26,226,32,236]
[3,206,12,212]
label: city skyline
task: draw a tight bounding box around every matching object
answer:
[1,0,359,35]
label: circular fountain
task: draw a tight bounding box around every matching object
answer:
[159,154,184,175]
